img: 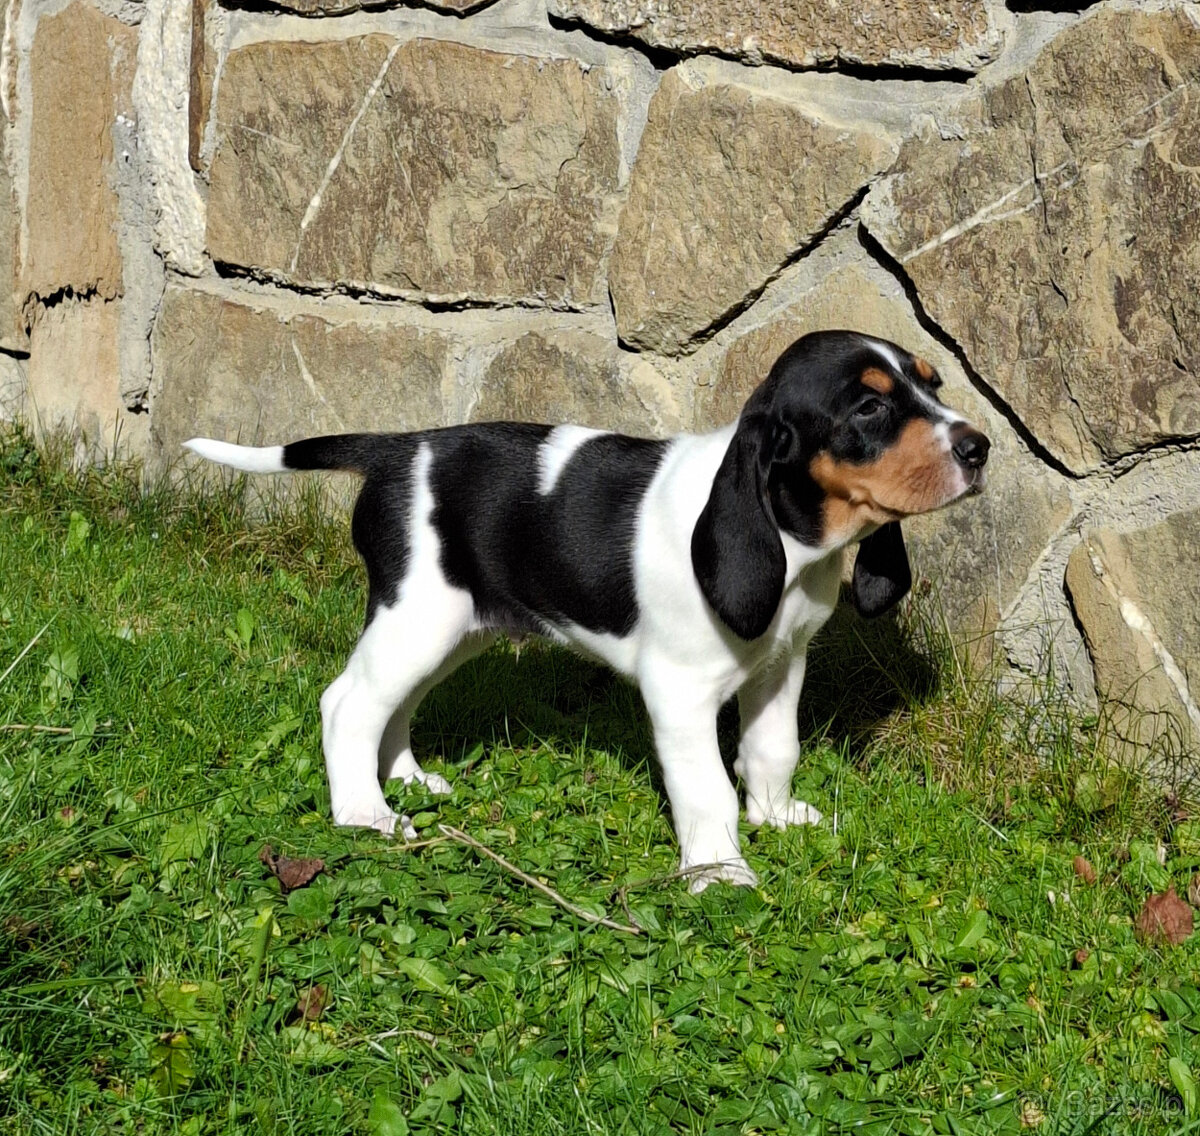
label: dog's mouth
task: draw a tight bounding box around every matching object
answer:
[962,468,987,497]
[870,461,987,517]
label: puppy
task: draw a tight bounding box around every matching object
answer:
[185,330,989,891]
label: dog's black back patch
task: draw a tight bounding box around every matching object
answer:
[427,427,667,637]
[339,426,667,637]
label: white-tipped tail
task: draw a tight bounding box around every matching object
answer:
[183,438,288,474]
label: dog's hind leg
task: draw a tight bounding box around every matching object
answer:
[377,631,496,792]
[320,588,475,836]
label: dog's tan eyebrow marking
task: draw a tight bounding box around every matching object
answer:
[861,367,893,394]
[913,357,936,383]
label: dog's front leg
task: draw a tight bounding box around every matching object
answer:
[641,662,757,893]
[735,650,823,830]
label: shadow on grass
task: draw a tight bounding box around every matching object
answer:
[798,590,941,751]
[412,585,943,793]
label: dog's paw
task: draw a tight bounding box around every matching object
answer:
[334,806,401,836]
[404,769,452,796]
[746,797,823,830]
[684,858,759,894]
[398,814,419,841]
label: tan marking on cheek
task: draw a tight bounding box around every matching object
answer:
[913,357,935,383]
[810,452,891,545]
[861,366,893,394]
[810,418,964,544]
[820,495,873,546]
[868,419,945,509]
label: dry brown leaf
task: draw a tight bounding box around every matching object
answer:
[3,914,40,943]
[1135,886,1194,946]
[1072,856,1097,885]
[1072,948,1090,966]
[1189,873,1200,909]
[1165,792,1188,824]
[259,844,324,893]
[295,983,330,1022]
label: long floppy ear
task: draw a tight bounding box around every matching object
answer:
[851,522,912,618]
[691,413,786,640]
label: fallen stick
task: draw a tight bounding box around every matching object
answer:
[0,720,113,735]
[0,723,73,735]
[0,619,54,689]
[438,824,642,935]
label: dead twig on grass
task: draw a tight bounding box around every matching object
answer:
[367,1028,438,1046]
[438,824,642,935]
[1,723,73,735]
[0,720,113,735]
[0,619,54,689]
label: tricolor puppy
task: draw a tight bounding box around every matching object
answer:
[186,330,989,891]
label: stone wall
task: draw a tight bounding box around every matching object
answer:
[4,0,1200,748]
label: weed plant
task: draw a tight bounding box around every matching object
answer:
[2,427,1199,1135]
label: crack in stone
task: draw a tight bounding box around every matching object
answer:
[231,121,303,150]
[288,41,401,276]
[23,285,111,328]
[213,257,600,315]
[1116,78,1195,133]
[898,160,1077,264]
[545,8,984,82]
[898,82,1196,267]
[857,222,1078,479]
[1024,75,1054,238]
[1103,433,1200,480]
[623,186,871,356]
[291,337,346,431]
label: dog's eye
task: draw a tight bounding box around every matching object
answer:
[853,397,887,421]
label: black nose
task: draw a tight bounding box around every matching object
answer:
[951,426,990,469]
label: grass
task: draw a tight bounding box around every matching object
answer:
[2,426,1200,1135]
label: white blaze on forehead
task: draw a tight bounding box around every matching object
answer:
[538,425,605,495]
[860,335,905,376]
[857,334,967,428]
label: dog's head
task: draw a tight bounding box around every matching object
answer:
[692,330,990,639]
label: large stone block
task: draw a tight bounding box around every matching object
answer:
[700,246,1071,636]
[610,63,896,354]
[26,297,131,454]
[862,7,1200,472]
[0,352,25,420]
[208,37,624,309]
[151,286,453,461]
[548,0,1003,73]
[253,0,496,13]
[0,0,18,349]
[1065,517,1200,752]
[26,3,136,304]
[472,331,682,435]
[0,148,23,352]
